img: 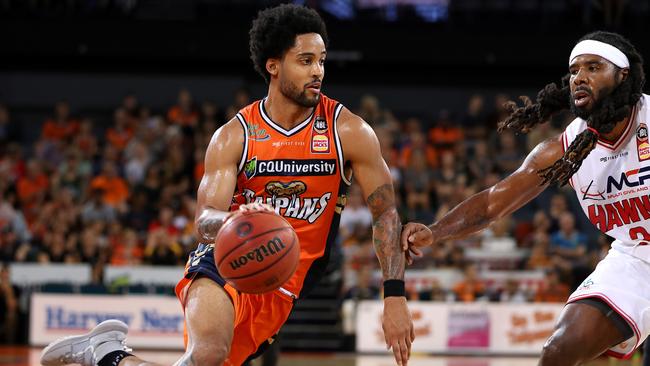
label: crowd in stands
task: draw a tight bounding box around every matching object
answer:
[0,87,615,342]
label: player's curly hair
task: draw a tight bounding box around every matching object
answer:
[498,31,645,186]
[249,4,329,84]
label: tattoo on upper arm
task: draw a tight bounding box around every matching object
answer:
[366,184,405,280]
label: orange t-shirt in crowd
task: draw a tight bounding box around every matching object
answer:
[17,175,49,204]
[106,128,134,150]
[90,176,129,206]
[399,145,439,168]
[453,280,486,302]
[167,106,199,126]
[42,120,80,141]
[429,126,463,152]
[535,284,570,302]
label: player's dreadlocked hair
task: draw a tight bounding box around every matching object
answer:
[498,31,645,186]
[249,4,329,84]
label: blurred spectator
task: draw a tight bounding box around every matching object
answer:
[534,269,570,302]
[344,265,379,300]
[81,188,117,224]
[481,216,516,252]
[486,94,510,131]
[73,119,99,159]
[41,101,79,142]
[0,265,19,344]
[419,278,448,301]
[106,108,134,152]
[494,131,523,174]
[16,160,49,221]
[432,151,460,206]
[110,227,143,266]
[404,150,434,222]
[461,94,487,142]
[56,148,91,200]
[400,130,438,168]
[526,232,554,271]
[467,141,495,186]
[167,88,199,127]
[90,162,129,210]
[145,228,182,265]
[548,193,570,232]
[121,93,140,122]
[499,279,529,303]
[124,141,150,185]
[428,110,463,154]
[550,212,587,261]
[339,184,372,241]
[357,94,383,126]
[453,263,485,302]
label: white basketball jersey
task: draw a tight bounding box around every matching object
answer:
[564,94,650,262]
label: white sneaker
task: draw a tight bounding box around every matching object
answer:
[40,319,132,366]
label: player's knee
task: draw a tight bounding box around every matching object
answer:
[191,343,230,366]
[539,329,580,366]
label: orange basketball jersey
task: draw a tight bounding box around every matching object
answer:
[232,94,350,298]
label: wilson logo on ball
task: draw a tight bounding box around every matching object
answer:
[229,237,286,270]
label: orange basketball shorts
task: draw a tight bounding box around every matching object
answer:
[175,243,294,366]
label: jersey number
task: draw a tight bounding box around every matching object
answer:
[629,227,650,246]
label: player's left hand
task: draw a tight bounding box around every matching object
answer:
[382,296,414,366]
[237,203,275,213]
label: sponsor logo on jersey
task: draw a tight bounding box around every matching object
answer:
[247,122,271,141]
[242,180,331,223]
[580,180,607,201]
[606,166,650,193]
[311,134,330,153]
[243,158,336,179]
[637,123,649,161]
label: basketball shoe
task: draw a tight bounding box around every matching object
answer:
[40,319,131,366]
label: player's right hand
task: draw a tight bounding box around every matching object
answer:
[401,223,433,265]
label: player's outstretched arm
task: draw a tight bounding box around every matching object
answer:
[195,118,245,242]
[402,135,565,258]
[338,108,413,366]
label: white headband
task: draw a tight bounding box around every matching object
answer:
[569,40,629,68]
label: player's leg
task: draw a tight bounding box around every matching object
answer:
[538,300,632,366]
[119,277,235,366]
[41,277,235,366]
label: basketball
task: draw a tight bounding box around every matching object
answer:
[214,210,300,294]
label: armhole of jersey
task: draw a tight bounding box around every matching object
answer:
[235,113,249,174]
[333,103,352,186]
[561,131,576,189]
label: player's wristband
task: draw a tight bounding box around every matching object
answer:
[383,279,406,298]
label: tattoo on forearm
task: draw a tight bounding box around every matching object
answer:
[197,210,227,242]
[367,184,404,280]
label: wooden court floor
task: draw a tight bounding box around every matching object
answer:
[0,347,642,366]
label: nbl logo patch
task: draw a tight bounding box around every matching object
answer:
[311,117,330,154]
[637,123,649,161]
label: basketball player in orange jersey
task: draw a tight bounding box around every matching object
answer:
[403,31,649,365]
[40,4,414,366]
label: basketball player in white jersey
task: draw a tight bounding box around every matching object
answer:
[403,31,647,365]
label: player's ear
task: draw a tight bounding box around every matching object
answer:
[266,58,280,77]
[619,67,629,83]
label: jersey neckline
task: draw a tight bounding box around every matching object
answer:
[258,97,315,137]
